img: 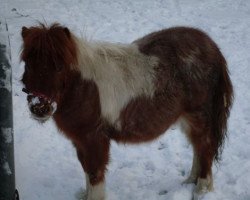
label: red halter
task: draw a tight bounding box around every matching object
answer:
[22,88,51,101]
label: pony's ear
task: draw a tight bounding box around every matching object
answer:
[63,27,71,38]
[21,26,29,39]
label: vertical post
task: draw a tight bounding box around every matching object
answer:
[0,19,18,200]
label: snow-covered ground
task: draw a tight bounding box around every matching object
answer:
[1,0,250,199]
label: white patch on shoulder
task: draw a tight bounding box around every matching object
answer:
[85,173,106,200]
[74,36,158,128]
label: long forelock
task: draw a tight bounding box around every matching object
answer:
[21,24,78,70]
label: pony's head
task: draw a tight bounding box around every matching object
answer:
[21,23,78,122]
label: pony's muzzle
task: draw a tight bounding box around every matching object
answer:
[27,94,57,122]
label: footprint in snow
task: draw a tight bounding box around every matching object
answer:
[158,189,168,195]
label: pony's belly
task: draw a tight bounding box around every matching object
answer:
[109,95,181,143]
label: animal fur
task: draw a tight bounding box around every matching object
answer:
[21,24,233,199]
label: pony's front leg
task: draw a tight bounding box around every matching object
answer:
[76,133,110,200]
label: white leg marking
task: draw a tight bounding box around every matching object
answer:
[192,175,213,200]
[85,174,106,200]
[183,152,200,184]
[179,117,200,184]
[85,173,90,197]
[195,175,213,194]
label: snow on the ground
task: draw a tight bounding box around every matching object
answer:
[1,0,250,199]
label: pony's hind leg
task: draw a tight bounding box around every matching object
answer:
[182,151,200,184]
[181,118,200,184]
[182,112,216,194]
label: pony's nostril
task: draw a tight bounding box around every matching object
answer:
[31,105,42,116]
[44,105,50,113]
[40,104,50,114]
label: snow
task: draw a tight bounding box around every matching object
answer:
[3,161,12,175]
[1,0,250,199]
[29,96,40,105]
[1,127,13,144]
[0,21,12,92]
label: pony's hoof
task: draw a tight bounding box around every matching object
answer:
[195,177,213,193]
[192,191,205,200]
[191,176,213,200]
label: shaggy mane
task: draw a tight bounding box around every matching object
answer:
[21,23,78,70]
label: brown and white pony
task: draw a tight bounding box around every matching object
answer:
[20,23,233,200]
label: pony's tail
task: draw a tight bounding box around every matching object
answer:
[212,59,233,161]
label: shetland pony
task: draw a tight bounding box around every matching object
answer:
[20,24,233,200]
